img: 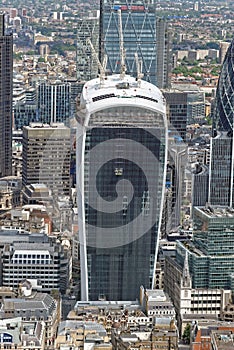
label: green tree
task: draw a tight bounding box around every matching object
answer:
[182,323,191,344]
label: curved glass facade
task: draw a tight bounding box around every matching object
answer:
[77,99,167,301]
[214,40,234,131]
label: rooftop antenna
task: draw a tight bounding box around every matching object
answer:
[135,52,144,87]
[86,38,106,86]
[117,9,126,80]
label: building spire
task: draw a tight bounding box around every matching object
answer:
[182,251,191,288]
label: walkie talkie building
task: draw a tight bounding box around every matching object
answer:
[76,73,167,301]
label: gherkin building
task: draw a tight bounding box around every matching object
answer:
[214,40,234,131]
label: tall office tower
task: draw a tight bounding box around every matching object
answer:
[209,39,234,207]
[209,131,233,206]
[22,123,70,197]
[214,39,234,131]
[164,89,205,141]
[161,138,187,236]
[76,15,99,82]
[99,0,158,85]
[0,13,13,177]
[77,74,167,301]
[37,81,71,124]
[166,142,187,232]
[156,18,171,89]
[191,164,209,207]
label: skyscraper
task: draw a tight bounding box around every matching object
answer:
[209,131,234,207]
[22,123,71,197]
[164,88,206,141]
[37,81,71,124]
[76,15,99,82]
[210,39,234,206]
[99,0,158,85]
[214,39,234,131]
[156,18,171,89]
[0,13,13,177]
[76,73,167,301]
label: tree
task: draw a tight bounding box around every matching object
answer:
[182,323,191,344]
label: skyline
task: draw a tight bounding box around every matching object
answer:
[0,1,234,349]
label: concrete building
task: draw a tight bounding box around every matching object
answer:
[0,205,52,235]
[111,318,178,350]
[164,253,232,333]
[0,13,13,177]
[190,320,234,350]
[0,286,60,349]
[0,176,21,212]
[0,229,71,294]
[22,183,53,205]
[55,321,112,350]
[22,123,70,197]
[0,317,45,350]
[164,205,234,330]
[139,287,176,319]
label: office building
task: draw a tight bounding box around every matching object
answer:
[214,38,234,131]
[191,164,209,207]
[169,206,234,292]
[161,140,187,235]
[0,230,71,294]
[164,88,206,140]
[156,18,171,89]
[209,131,233,206]
[0,13,13,177]
[76,16,99,82]
[140,287,176,318]
[165,252,232,332]
[22,123,70,196]
[37,81,71,124]
[76,72,167,301]
[99,0,158,85]
[14,102,38,130]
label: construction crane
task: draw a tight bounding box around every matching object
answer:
[86,38,106,85]
[117,9,126,80]
[135,52,144,87]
